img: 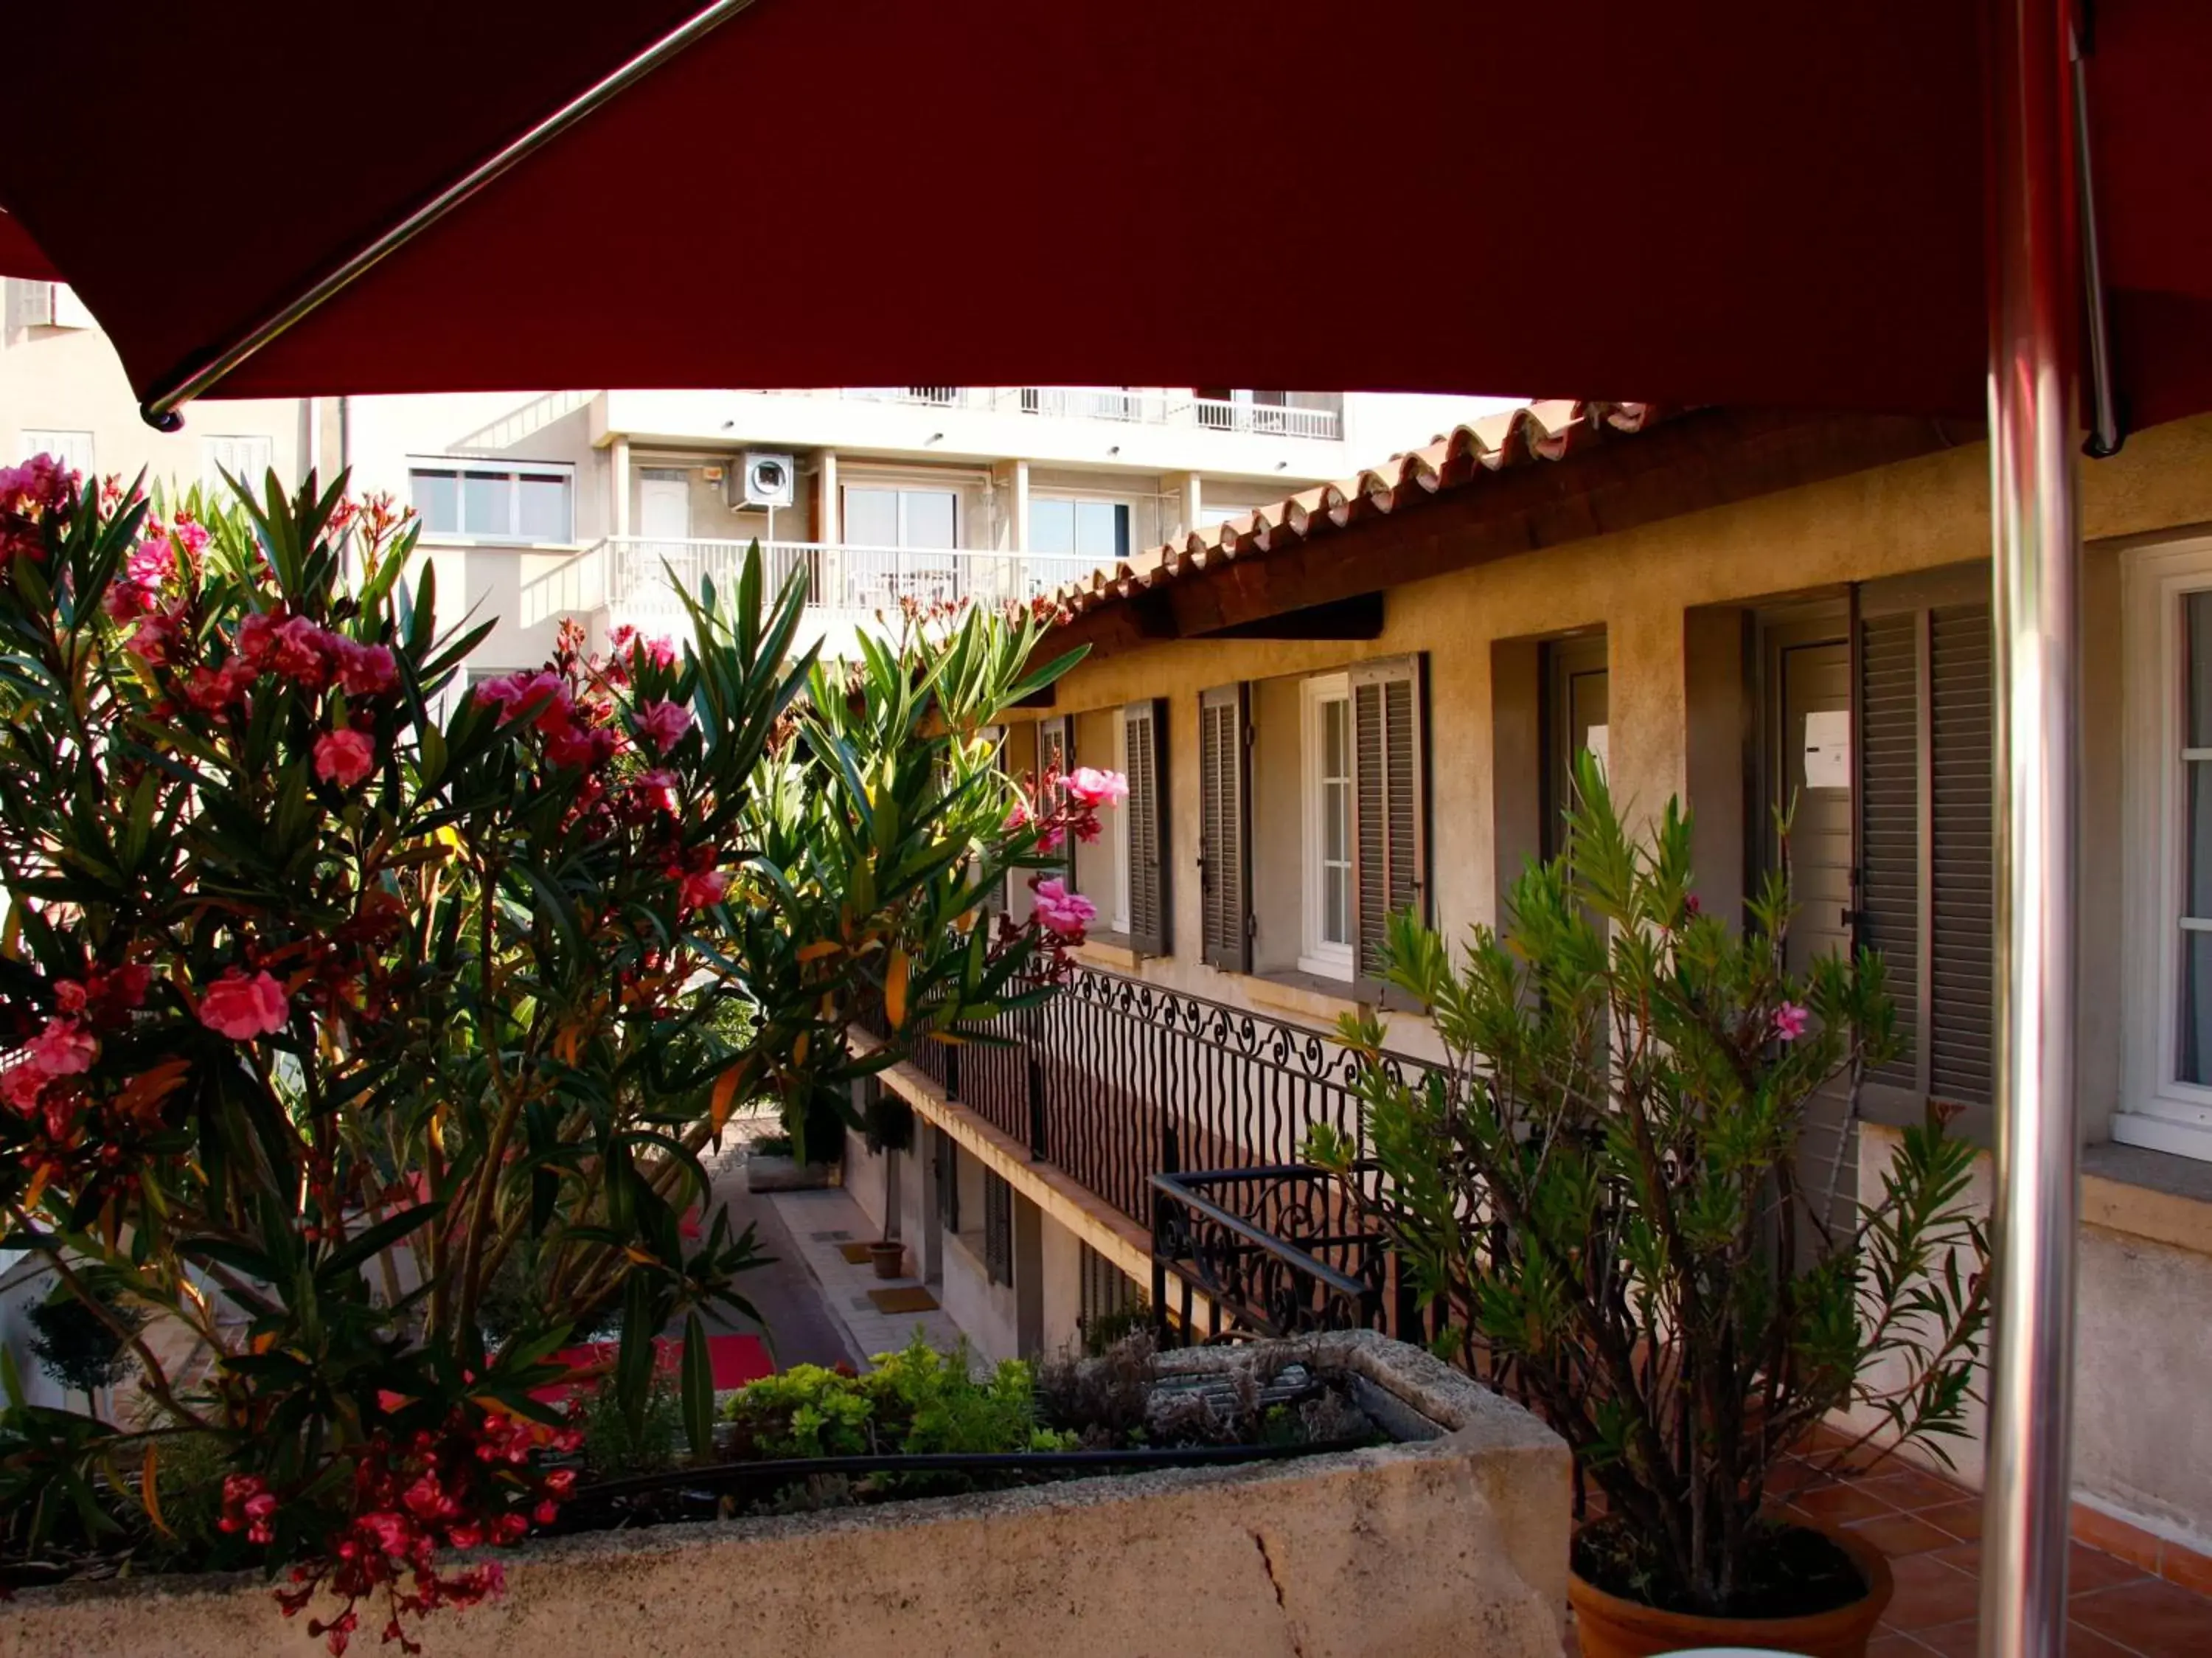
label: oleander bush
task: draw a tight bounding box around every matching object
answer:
[0,453,1106,1651]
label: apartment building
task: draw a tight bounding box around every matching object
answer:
[1,277,1519,673]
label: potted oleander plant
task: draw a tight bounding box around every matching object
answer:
[1310,754,1989,1658]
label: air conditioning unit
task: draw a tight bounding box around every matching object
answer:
[729,451,796,510]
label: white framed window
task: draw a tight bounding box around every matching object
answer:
[408,459,575,544]
[15,282,93,330]
[1300,673,1355,979]
[19,429,93,475]
[2121,535,2212,1161]
[842,485,958,549]
[203,434,274,490]
[1030,497,1131,562]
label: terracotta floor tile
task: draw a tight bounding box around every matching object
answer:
[1907,1618,1981,1658]
[1868,1632,1937,1657]
[1922,1499,1986,1542]
[1930,1539,1981,1576]
[1797,1480,1902,1525]
[1861,1468,1975,1512]
[1848,1510,1965,1558]
[2073,1504,2167,1575]
[2069,1541,2155,1596]
[2066,1623,2145,1657]
[2067,1575,2212,1658]
[1884,1554,1987,1632]
[2158,1539,2212,1598]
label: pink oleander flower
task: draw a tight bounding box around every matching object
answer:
[643,635,678,670]
[635,698,692,755]
[52,980,86,1015]
[630,768,680,815]
[123,610,179,665]
[272,615,334,686]
[234,609,279,667]
[544,721,617,771]
[2,1066,46,1112]
[104,577,159,620]
[25,1016,97,1076]
[172,517,210,560]
[314,727,376,788]
[333,638,397,697]
[473,669,567,726]
[1065,766,1127,808]
[679,867,731,911]
[1031,877,1096,938]
[127,533,176,586]
[1772,1002,1810,1043]
[199,968,289,1040]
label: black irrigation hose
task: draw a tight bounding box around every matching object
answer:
[568,1436,1380,1507]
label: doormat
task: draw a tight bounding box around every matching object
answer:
[838,1242,875,1265]
[867,1286,939,1314]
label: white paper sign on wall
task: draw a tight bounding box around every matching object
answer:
[1803,710,1851,790]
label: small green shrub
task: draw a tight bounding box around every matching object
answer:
[721,1334,1077,1459]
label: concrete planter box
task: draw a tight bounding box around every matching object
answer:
[0,1331,1571,1658]
[742,1150,839,1192]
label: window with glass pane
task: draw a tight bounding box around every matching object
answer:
[1032,498,1131,561]
[843,486,956,549]
[2180,590,2212,1083]
[1318,696,1352,947]
[410,469,460,534]
[517,474,570,541]
[408,464,571,541]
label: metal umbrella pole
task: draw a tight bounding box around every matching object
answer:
[1981,0,2083,1653]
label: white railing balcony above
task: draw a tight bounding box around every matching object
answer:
[727,386,1345,438]
[1186,398,1343,440]
[582,538,1103,619]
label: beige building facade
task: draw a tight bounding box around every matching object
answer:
[863,401,2212,1574]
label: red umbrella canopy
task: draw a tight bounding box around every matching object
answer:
[0,0,2208,425]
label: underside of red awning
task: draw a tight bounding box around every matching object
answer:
[1,0,2210,428]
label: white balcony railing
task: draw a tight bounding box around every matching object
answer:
[547,538,1105,622]
[737,386,1343,438]
[1189,397,1343,440]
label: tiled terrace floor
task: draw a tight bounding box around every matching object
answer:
[1566,1444,2212,1657]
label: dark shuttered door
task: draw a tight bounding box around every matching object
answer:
[1854,583,1994,1111]
[1198,684,1252,971]
[1351,656,1430,991]
[1124,699,1171,956]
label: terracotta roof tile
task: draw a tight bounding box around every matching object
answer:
[1048,400,1667,625]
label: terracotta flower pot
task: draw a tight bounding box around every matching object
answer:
[1567,1525,1893,1658]
[868,1240,906,1279]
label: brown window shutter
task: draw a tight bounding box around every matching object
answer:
[1036,714,1071,882]
[1350,655,1429,992]
[1926,604,1994,1105]
[1198,684,1252,971]
[1853,589,1993,1108]
[1124,698,1172,956]
[1856,608,1924,1093]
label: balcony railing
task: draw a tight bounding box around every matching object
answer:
[574,538,1102,617]
[736,386,1344,439]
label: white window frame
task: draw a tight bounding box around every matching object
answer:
[1029,493,1135,563]
[2120,533,2212,1161]
[19,429,94,476]
[203,434,274,490]
[407,457,577,547]
[1299,673,1356,980]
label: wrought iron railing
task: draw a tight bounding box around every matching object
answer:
[1149,1165,1390,1342]
[859,962,1434,1229]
